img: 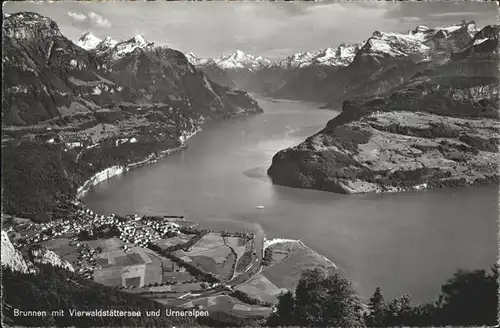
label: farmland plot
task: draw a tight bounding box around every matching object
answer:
[162,271,194,283]
[153,233,193,250]
[263,241,335,291]
[83,237,125,253]
[223,236,247,261]
[236,274,286,304]
[187,233,225,254]
[182,295,235,313]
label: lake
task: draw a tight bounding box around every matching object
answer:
[85,96,498,303]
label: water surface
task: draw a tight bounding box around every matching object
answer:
[85,97,498,303]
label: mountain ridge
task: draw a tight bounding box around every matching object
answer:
[2,12,262,221]
[267,23,499,194]
[183,20,482,104]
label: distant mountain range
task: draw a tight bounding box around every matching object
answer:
[179,21,482,104]
[73,21,481,106]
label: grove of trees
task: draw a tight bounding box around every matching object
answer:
[268,265,498,327]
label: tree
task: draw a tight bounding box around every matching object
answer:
[268,268,365,327]
[365,287,385,326]
[383,293,412,326]
[267,291,296,327]
[367,265,498,327]
[435,265,498,326]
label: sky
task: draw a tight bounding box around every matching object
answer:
[3,1,498,59]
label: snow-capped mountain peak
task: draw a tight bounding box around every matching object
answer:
[232,49,246,60]
[76,32,102,50]
[185,52,214,66]
[407,21,478,43]
[366,30,430,58]
[133,34,146,45]
[75,32,153,59]
[215,50,271,70]
[100,36,118,48]
[272,43,360,69]
[354,21,479,65]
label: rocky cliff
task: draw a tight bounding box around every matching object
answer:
[27,244,75,272]
[2,229,74,273]
[1,230,35,274]
[268,24,499,194]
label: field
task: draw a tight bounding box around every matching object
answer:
[231,298,273,317]
[162,271,193,283]
[262,242,293,267]
[152,298,194,307]
[172,233,239,281]
[236,274,287,303]
[126,282,203,295]
[179,295,272,317]
[186,232,225,254]
[223,236,247,261]
[93,265,124,287]
[188,251,236,281]
[83,237,125,253]
[236,241,336,304]
[262,241,335,290]
[152,233,193,250]
[235,250,253,273]
[161,257,195,283]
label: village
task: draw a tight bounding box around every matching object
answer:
[10,200,196,280]
[4,201,331,317]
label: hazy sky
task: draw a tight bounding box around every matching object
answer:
[3,1,498,58]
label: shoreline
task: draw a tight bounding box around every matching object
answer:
[72,122,338,277]
[263,237,337,269]
[76,125,201,200]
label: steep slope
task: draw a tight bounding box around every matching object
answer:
[2,12,145,126]
[75,32,102,50]
[268,24,499,194]
[90,37,260,119]
[1,230,35,274]
[186,52,236,87]
[318,21,480,109]
[28,244,75,271]
[1,230,200,327]
[2,12,262,221]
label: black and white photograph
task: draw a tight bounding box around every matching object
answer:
[1,0,498,327]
